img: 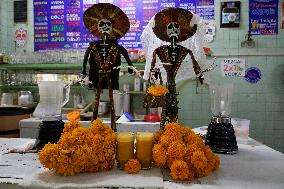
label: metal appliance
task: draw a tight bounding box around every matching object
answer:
[18,91,33,106]
[205,84,238,154]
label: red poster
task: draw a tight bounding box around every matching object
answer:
[282,3,284,29]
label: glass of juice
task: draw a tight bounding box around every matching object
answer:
[136,132,154,169]
[116,132,134,169]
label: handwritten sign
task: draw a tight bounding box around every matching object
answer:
[33,0,215,51]
[249,0,278,35]
[221,58,245,77]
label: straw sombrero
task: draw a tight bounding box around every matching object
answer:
[83,3,130,39]
[153,8,197,43]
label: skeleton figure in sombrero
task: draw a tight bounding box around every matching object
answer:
[150,8,204,130]
[81,3,137,131]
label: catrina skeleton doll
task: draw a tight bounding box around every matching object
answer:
[81,3,136,131]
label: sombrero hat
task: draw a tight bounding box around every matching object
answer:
[83,3,130,39]
[153,8,197,43]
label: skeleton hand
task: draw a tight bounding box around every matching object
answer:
[198,74,204,84]
[200,57,217,74]
[127,66,141,77]
[75,73,92,86]
[79,72,87,79]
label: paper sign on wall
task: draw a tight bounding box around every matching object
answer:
[249,0,278,35]
[221,58,245,77]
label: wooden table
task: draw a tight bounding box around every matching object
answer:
[1,137,284,189]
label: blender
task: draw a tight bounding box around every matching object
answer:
[33,81,70,118]
[205,84,238,154]
[33,81,70,150]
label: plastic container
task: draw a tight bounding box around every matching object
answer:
[231,118,250,144]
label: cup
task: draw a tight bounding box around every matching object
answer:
[136,132,154,169]
[231,118,250,144]
[1,93,14,106]
[116,132,134,169]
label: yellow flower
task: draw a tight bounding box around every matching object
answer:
[124,159,141,174]
[147,84,168,96]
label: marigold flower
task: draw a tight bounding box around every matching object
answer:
[170,160,193,181]
[164,122,183,141]
[152,144,167,168]
[147,84,168,96]
[184,133,204,146]
[63,119,82,133]
[124,159,141,174]
[159,135,172,148]
[66,111,80,121]
[153,130,163,144]
[191,150,208,171]
[167,141,187,160]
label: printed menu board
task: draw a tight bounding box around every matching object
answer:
[34,0,214,51]
[281,3,284,29]
[249,0,278,35]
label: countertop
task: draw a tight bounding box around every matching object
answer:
[1,136,284,189]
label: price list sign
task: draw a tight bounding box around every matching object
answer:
[249,0,278,35]
[196,0,214,20]
[34,0,214,51]
[34,0,49,50]
[221,58,245,77]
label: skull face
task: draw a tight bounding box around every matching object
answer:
[167,22,180,38]
[98,19,112,35]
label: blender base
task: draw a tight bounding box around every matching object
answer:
[205,122,238,155]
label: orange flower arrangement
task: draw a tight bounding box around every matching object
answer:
[38,119,116,176]
[152,122,220,181]
[124,159,141,174]
[147,84,168,97]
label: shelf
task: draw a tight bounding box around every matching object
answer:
[0,85,86,90]
[0,62,145,71]
[126,91,146,95]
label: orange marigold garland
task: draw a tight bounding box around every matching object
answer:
[124,159,141,174]
[152,122,220,181]
[147,84,168,97]
[38,119,116,176]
